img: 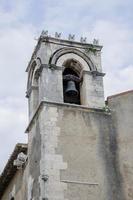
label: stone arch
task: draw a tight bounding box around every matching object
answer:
[32,67,39,87]
[49,47,96,71]
[27,59,40,115]
[27,57,42,90]
[27,60,37,90]
[62,58,83,78]
[36,57,42,66]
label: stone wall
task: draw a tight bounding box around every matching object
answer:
[108,91,133,200]
[27,101,125,200]
[2,90,133,200]
[1,166,28,200]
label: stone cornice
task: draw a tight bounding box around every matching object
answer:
[83,70,105,77]
[26,36,103,72]
[25,100,109,133]
[41,36,103,50]
[26,86,38,98]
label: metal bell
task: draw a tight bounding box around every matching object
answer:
[65,80,78,97]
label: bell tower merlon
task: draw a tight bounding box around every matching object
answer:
[26,34,105,118]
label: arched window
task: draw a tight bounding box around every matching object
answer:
[27,60,40,117]
[32,68,39,110]
[63,63,81,104]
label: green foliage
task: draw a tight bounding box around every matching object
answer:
[102,105,111,113]
[86,45,97,54]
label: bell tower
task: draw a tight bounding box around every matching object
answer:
[25,33,116,200]
[26,33,105,119]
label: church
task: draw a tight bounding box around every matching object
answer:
[0,32,133,200]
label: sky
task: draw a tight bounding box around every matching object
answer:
[0,0,133,172]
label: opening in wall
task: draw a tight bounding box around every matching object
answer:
[63,67,81,105]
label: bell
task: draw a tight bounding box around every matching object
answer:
[65,80,78,97]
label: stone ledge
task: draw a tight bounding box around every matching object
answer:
[26,36,103,72]
[25,100,109,133]
[41,36,103,50]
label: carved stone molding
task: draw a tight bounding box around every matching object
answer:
[49,47,96,71]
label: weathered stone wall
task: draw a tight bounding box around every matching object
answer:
[108,91,133,200]
[1,166,28,200]
[27,101,125,200]
[39,67,63,103]
[27,37,105,116]
[27,113,41,199]
[82,72,104,108]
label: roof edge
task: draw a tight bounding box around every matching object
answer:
[107,90,133,100]
[0,143,28,198]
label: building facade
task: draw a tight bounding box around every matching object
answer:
[0,34,133,200]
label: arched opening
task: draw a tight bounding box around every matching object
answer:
[32,68,39,111]
[49,47,96,71]
[27,61,40,117]
[63,61,81,104]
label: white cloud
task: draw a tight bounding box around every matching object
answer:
[104,65,133,97]
[0,26,36,96]
[0,26,32,171]
[42,0,133,33]
[89,20,133,97]
[0,98,27,172]
[0,0,31,26]
[0,1,36,172]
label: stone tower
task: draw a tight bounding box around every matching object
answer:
[25,33,121,200]
[1,32,133,200]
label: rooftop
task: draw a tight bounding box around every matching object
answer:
[0,143,27,198]
[107,90,133,100]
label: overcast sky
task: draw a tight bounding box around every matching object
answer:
[0,0,133,172]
